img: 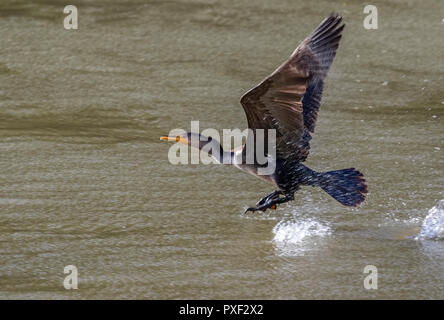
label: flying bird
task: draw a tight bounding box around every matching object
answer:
[161,13,368,212]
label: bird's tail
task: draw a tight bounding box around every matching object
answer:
[317,168,368,206]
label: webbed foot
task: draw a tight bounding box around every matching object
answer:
[256,190,283,206]
[244,192,292,214]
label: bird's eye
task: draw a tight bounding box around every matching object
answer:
[176,136,181,142]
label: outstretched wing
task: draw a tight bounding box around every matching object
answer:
[240,13,344,161]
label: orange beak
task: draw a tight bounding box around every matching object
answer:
[160,136,189,144]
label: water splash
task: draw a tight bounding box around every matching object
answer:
[273,218,331,244]
[416,200,444,240]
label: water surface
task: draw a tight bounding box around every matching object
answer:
[0,0,443,299]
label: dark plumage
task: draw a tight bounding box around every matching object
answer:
[161,13,368,212]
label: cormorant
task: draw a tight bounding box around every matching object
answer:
[161,13,368,212]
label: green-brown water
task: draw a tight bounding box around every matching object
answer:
[0,0,443,299]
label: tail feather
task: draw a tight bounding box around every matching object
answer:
[318,168,368,206]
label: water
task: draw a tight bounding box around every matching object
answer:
[416,200,444,240]
[273,214,332,256]
[0,0,443,299]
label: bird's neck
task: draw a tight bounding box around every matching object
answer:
[221,150,235,164]
[212,145,234,164]
[202,142,234,164]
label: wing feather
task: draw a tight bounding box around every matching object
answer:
[240,13,345,161]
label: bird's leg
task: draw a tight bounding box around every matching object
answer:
[256,190,283,206]
[245,192,294,213]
